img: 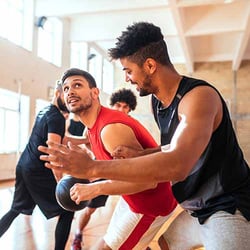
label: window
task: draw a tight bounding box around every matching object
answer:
[35,99,49,115]
[88,48,103,89]
[0,0,34,51]
[0,88,29,153]
[70,43,115,94]
[37,17,63,66]
[70,42,88,70]
[102,58,114,94]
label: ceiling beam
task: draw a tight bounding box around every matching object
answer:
[232,6,250,70]
[168,0,194,74]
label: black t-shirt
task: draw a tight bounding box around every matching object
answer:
[18,104,65,170]
[68,119,85,136]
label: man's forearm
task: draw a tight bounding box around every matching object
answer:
[138,145,161,156]
[96,179,157,195]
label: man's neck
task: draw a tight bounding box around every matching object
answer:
[78,104,102,129]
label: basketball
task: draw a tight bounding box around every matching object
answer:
[55,175,89,212]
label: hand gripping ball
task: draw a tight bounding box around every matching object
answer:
[55,175,89,212]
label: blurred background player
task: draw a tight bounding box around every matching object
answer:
[110,88,137,115]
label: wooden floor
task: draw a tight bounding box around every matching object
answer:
[0,179,181,250]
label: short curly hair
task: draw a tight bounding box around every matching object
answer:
[110,88,137,111]
[108,22,172,66]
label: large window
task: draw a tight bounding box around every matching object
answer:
[35,98,49,115]
[102,58,114,94]
[0,88,29,153]
[70,42,88,70]
[71,43,114,94]
[88,47,114,94]
[37,17,63,66]
[88,48,103,89]
[0,0,34,51]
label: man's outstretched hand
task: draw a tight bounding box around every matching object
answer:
[38,141,94,179]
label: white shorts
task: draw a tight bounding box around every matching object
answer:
[103,197,172,250]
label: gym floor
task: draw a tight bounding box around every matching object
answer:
[0,179,175,250]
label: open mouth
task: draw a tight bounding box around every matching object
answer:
[68,97,80,105]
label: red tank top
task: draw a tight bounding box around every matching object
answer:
[88,106,177,216]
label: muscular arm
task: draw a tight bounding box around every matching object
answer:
[92,86,223,182]
[112,145,161,158]
[69,123,157,202]
[39,86,223,183]
[62,135,89,146]
[70,179,156,204]
[47,133,64,182]
[99,123,157,193]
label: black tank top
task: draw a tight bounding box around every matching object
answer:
[152,76,250,223]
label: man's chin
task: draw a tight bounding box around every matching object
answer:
[67,106,76,113]
[139,90,150,97]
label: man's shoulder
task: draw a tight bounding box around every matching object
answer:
[101,106,129,119]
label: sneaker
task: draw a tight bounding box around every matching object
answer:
[71,234,82,250]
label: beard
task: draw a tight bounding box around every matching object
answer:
[138,74,154,97]
[67,95,93,114]
[57,96,68,112]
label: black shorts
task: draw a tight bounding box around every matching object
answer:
[87,179,108,208]
[88,195,108,208]
[11,165,69,219]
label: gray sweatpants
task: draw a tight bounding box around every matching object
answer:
[201,210,250,250]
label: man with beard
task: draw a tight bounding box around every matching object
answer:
[0,81,74,250]
[39,22,250,250]
[71,88,138,250]
[55,68,177,250]
[71,88,139,250]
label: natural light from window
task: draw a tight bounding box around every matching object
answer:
[0,0,33,51]
[70,42,88,70]
[37,17,63,66]
[0,88,29,153]
[103,58,114,94]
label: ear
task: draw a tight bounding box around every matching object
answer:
[91,87,100,100]
[54,88,61,98]
[144,58,156,74]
